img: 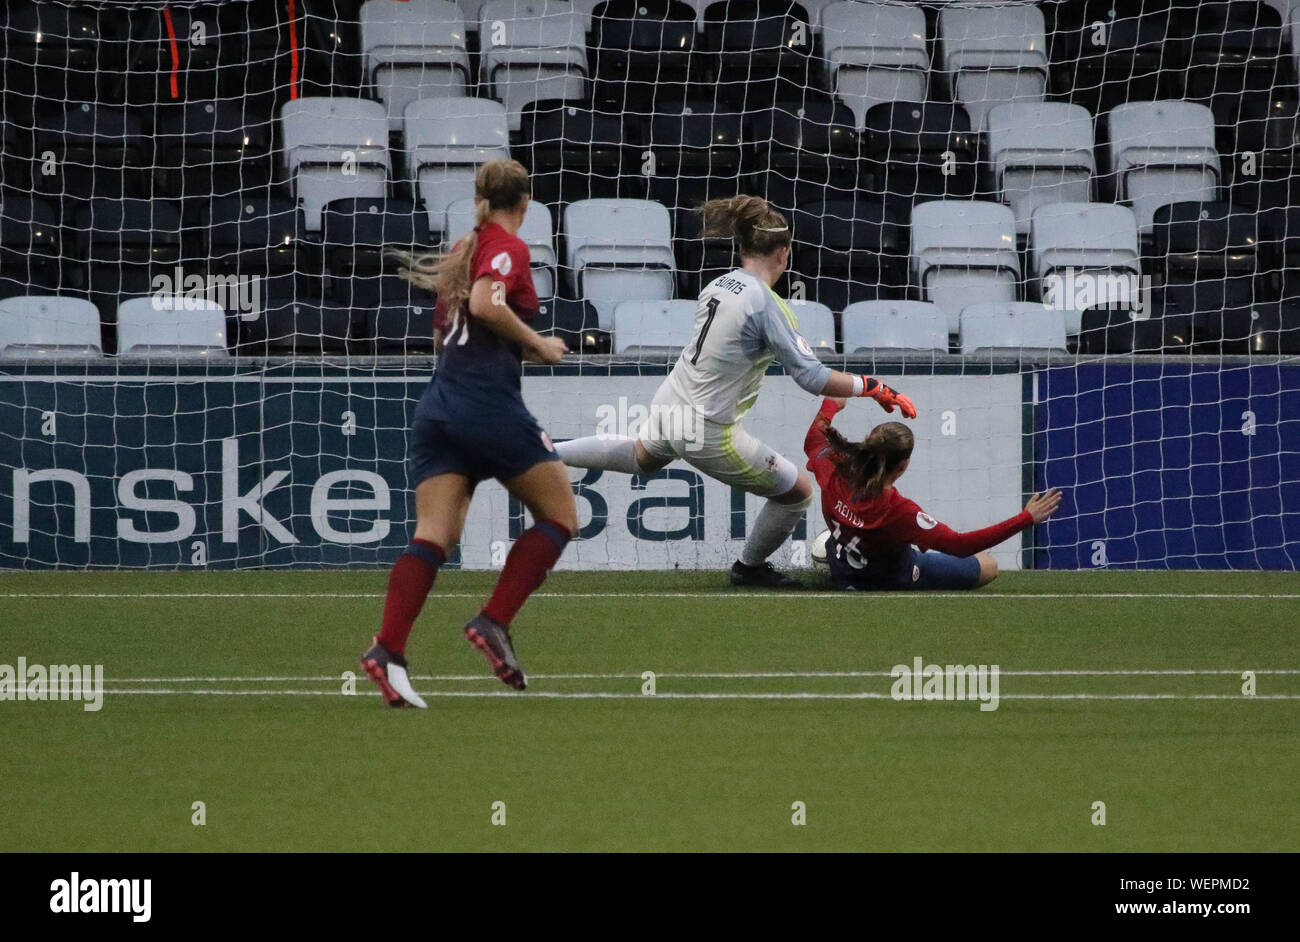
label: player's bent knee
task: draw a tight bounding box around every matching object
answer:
[772,473,814,507]
[634,439,672,473]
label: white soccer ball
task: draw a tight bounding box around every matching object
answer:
[810,529,831,567]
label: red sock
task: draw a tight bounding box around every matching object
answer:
[376,539,446,655]
[482,519,571,628]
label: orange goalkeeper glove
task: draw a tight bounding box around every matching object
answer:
[861,377,917,419]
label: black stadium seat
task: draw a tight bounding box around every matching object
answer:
[202,195,309,339]
[589,0,699,111]
[744,94,860,212]
[635,103,744,215]
[1047,2,1178,117]
[2,3,126,124]
[535,298,613,355]
[1076,305,1193,355]
[126,4,251,107]
[1151,201,1261,311]
[69,197,184,354]
[518,99,639,209]
[791,198,905,311]
[862,102,977,221]
[320,197,431,308]
[153,99,274,203]
[0,191,63,299]
[238,296,352,356]
[702,0,815,112]
[33,105,152,204]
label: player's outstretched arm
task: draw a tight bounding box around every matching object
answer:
[912,489,1065,557]
[468,276,567,364]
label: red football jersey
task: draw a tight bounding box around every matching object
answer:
[804,400,1031,564]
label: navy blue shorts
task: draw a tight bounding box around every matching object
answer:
[407,409,559,486]
[830,546,983,591]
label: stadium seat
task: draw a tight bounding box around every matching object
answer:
[2,4,124,125]
[1181,1,1286,149]
[70,198,185,354]
[791,198,904,312]
[360,0,470,129]
[519,99,636,208]
[564,199,675,313]
[153,99,274,203]
[789,300,838,356]
[588,0,698,110]
[1047,2,1176,118]
[321,197,432,308]
[116,296,229,357]
[280,97,391,231]
[0,193,63,299]
[959,302,1068,356]
[1258,205,1300,302]
[910,201,1020,333]
[611,299,696,355]
[1029,202,1141,333]
[938,3,1049,131]
[478,0,589,132]
[536,297,613,353]
[701,0,814,112]
[1076,305,1193,355]
[986,102,1095,236]
[820,2,929,129]
[744,94,860,211]
[862,102,977,221]
[368,300,439,355]
[237,297,354,356]
[34,104,152,203]
[202,196,309,306]
[445,197,558,298]
[636,103,744,223]
[841,301,949,354]
[0,296,103,358]
[1226,93,1300,210]
[1105,101,1220,236]
[1152,201,1260,314]
[404,97,511,233]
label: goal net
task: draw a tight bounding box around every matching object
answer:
[0,0,1296,570]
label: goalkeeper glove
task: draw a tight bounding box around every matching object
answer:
[861,377,917,419]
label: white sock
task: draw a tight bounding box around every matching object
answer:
[554,435,643,474]
[741,494,812,566]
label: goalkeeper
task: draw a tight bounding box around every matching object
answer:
[556,195,915,587]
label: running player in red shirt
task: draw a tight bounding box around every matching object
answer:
[360,159,575,705]
[805,398,1063,589]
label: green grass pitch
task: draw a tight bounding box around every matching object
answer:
[2,569,1297,852]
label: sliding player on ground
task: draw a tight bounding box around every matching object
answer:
[556,195,916,588]
[806,397,1063,590]
[360,159,577,706]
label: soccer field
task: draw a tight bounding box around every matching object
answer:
[2,569,1297,853]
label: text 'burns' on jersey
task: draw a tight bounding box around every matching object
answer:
[432,222,539,404]
[667,269,832,425]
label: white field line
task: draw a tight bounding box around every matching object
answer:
[96,669,1300,684]
[95,689,1300,701]
[5,591,1300,601]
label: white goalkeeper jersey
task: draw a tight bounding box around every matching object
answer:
[663,269,832,425]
